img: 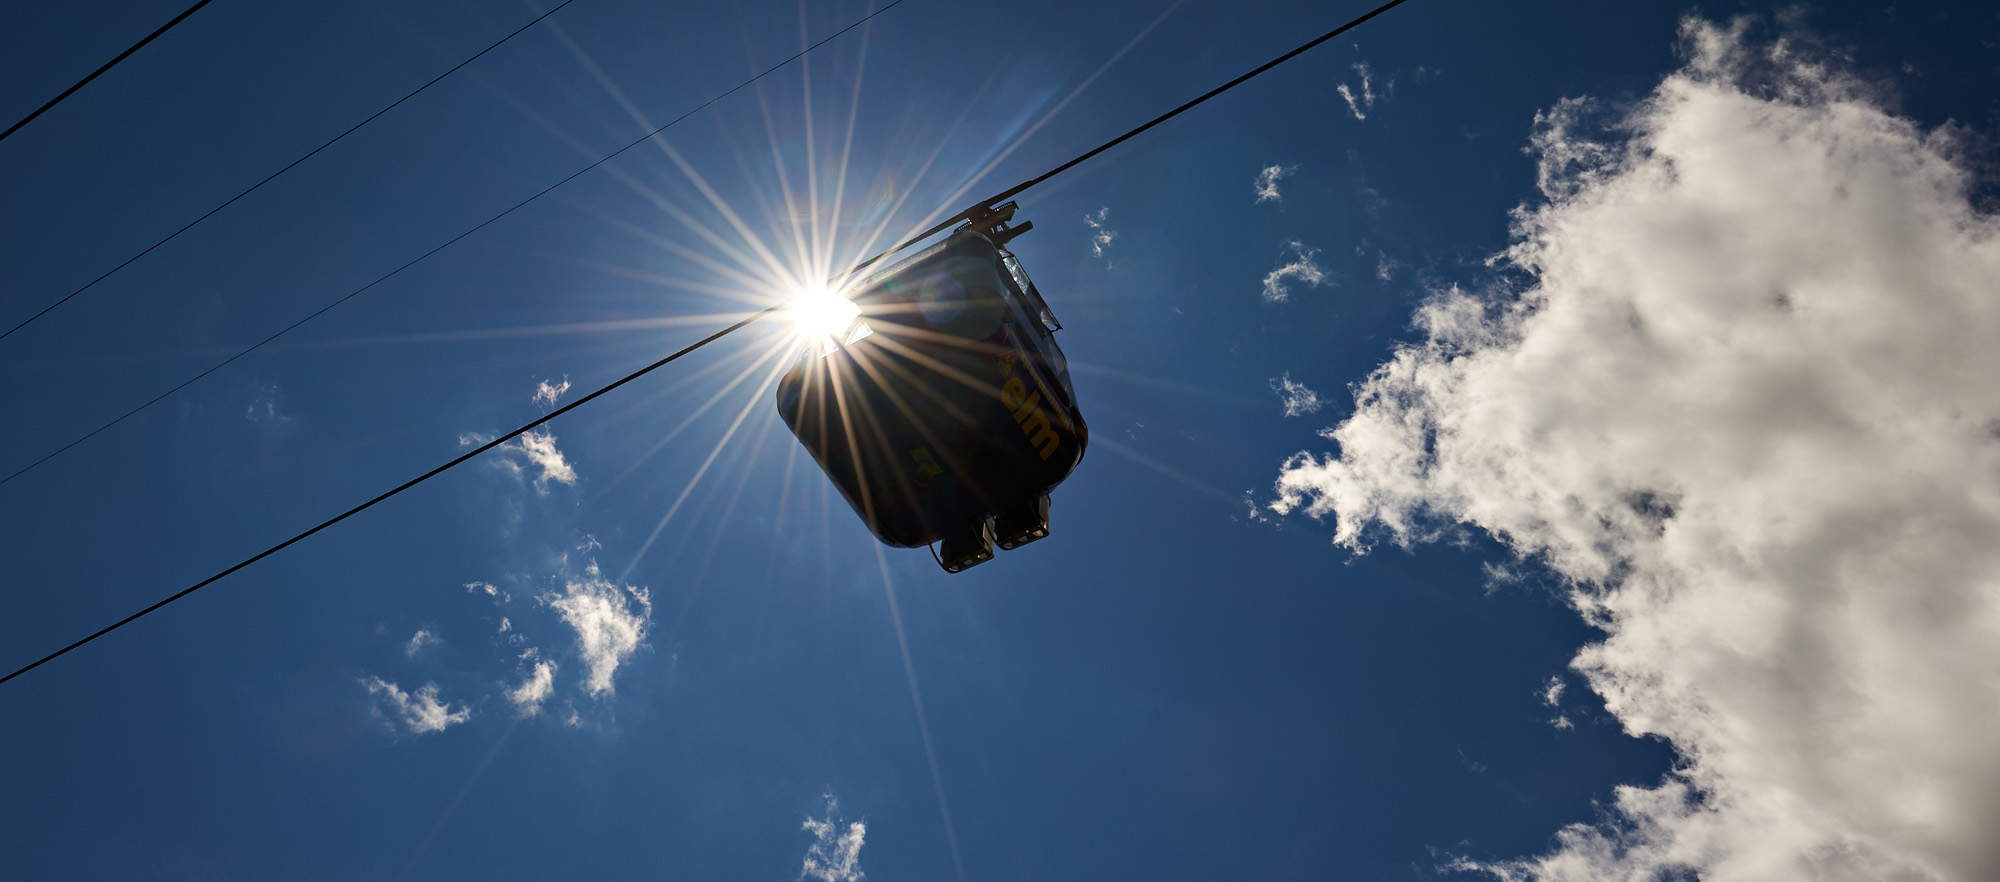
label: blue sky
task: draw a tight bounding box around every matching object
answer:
[4,1,2000,880]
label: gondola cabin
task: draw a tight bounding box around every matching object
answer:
[775,206,1087,573]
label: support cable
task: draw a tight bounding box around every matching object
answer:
[0,304,778,686]
[0,0,579,342]
[0,0,1414,685]
[0,0,912,489]
[836,0,1412,280]
[0,0,217,144]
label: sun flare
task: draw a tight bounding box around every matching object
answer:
[785,284,863,348]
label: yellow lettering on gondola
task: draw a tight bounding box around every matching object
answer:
[1000,378,1028,411]
[1011,390,1041,421]
[909,446,944,486]
[1019,410,1059,459]
[998,374,1060,461]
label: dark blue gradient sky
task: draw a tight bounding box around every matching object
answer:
[2,1,1994,879]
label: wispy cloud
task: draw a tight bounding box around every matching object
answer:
[1457,748,1489,775]
[465,580,510,603]
[1540,676,1574,731]
[532,377,571,408]
[1539,676,1564,708]
[800,795,867,882]
[1254,163,1297,203]
[362,676,470,734]
[244,382,291,426]
[1336,60,1400,120]
[463,381,582,492]
[1240,490,1272,524]
[507,659,557,717]
[1261,240,1326,302]
[468,428,579,493]
[1083,207,1117,259]
[514,429,577,491]
[1277,17,2000,881]
[1269,373,1323,417]
[545,561,651,697]
[1335,61,1382,120]
[404,628,440,658]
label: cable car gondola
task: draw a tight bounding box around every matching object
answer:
[776,204,1087,573]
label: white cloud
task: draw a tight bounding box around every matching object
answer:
[244,383,291,425]
[498,616,511,633]
[800,796,867,882]
[1241,489,1272,524]
[1261,239,1327,302]
[462,427,578,493]
[514,430,577,492]
[1540,676,1575,731]
[404,628,440,658]
[1083,207,1117,258]
[507,659,557,717]
[1254,163,1297,203]
[1274,17,2000,882]
[1269,372,1324,417]
[1375,250,1398,282]
[1336,61,1379,120]
[465,580,510,603]
[532,377,571,408]
[545,561,652,697]
[362,676,470,735]
[1459,748,1489,775]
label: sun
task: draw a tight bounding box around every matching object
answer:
[784,284,863,349]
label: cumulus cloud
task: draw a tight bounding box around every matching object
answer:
[1336,61,1381,120]
[532,377,571,408]
[1083,207,1117,258]
[1269,372,1324,417]
[362,676,470,734]
[800,796,866,882]
[1254,163,1297,203]
[545,562,652,697]
[1273,17,2000,882]
[404,628,440,658]
[1261,239,1327,302]
[507,659,557,716]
